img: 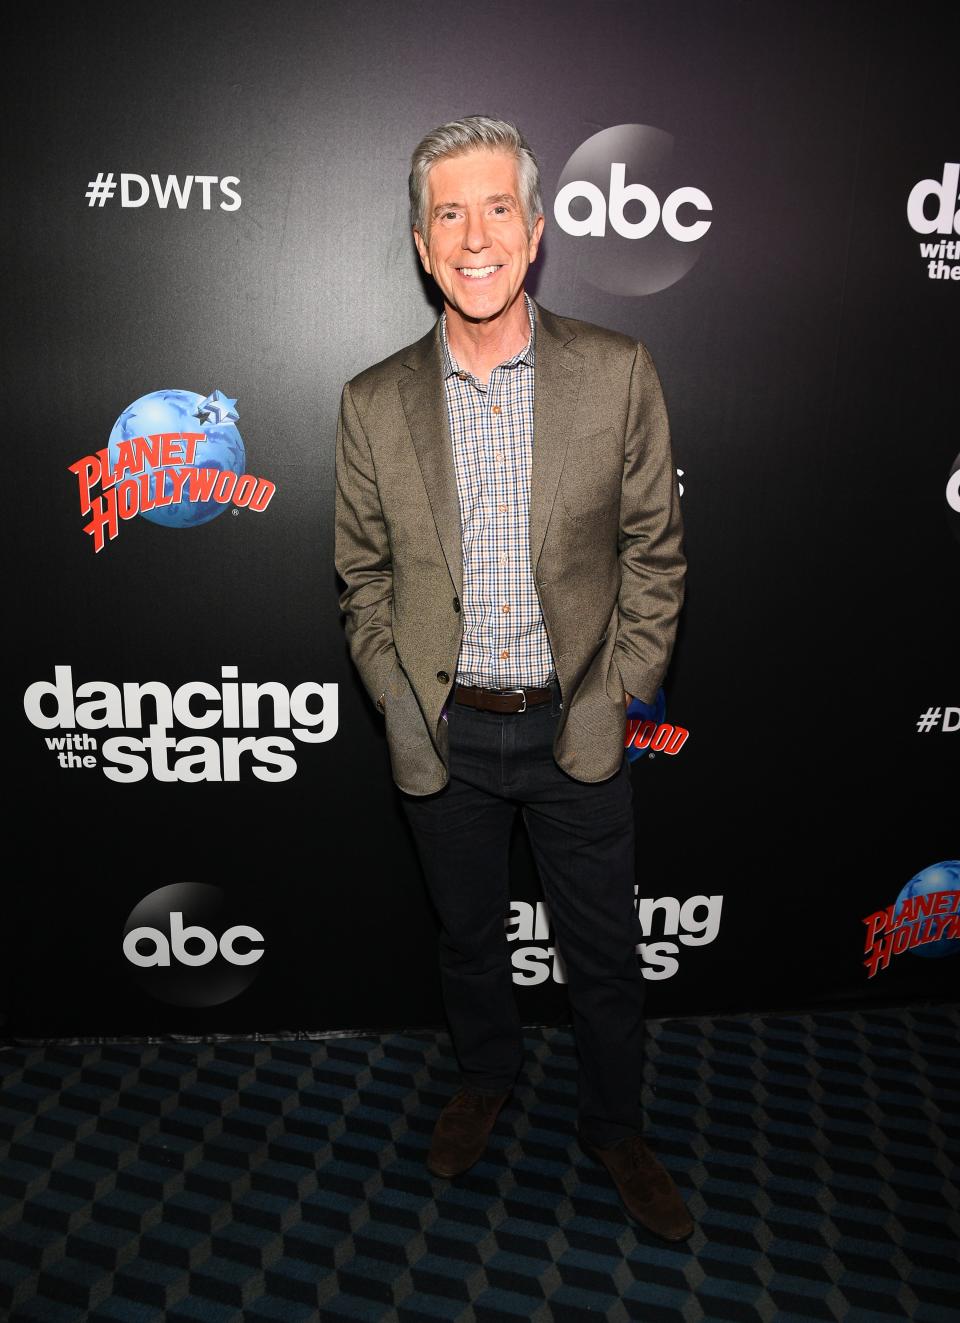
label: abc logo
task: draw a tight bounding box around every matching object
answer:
[122,882,264,1007]
[948,452,960,545]
[553,124,712,295]
[556,165,711,243]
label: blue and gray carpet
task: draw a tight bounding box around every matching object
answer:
[2,1004,958,1322]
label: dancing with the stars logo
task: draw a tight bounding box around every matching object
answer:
[68,388,276,552]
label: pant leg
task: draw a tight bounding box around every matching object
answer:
[398,703,524,1094]
[508,704,647,1146]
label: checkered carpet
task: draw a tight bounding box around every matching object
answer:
[2,1004,958,1322]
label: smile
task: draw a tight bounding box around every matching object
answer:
[457,265,502,279]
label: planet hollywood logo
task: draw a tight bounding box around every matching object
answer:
[862,860,960,978]
[906,162,959,283]
[509,890,722,985]
[553,124,712,295]
[624,689,689,762]
[123,883,263,1007]
[23,664,338,783]
[68,388,276,552]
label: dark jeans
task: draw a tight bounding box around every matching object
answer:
[399,678,647,1147]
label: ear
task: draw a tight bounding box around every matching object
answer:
[413,227,432,275]
[527,213,545,263]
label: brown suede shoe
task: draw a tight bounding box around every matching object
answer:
[580,1133,694,1241]
[427,1087,511,1178]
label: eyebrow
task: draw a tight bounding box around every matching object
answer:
[431,193,519,217]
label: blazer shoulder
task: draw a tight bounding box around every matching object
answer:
[344,322,437,408]
[537,304,647,363]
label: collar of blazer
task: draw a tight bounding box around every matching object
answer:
[396,299,584,598]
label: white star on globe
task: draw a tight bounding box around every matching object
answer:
[199,389,240,425]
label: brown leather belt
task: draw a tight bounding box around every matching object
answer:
[454,684,552,714]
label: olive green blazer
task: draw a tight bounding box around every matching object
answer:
[335,300,686,796]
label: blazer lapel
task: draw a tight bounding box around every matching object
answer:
[397,324,464,598]
[530,303,583,572]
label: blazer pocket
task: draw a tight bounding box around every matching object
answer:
[558,427,622,521]
[383,658,430,750]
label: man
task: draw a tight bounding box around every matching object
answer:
[335,117,689,1241]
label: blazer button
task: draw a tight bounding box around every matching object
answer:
[452,596,461,613]
[436,670,450,684]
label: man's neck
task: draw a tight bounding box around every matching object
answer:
[444,292,531,385]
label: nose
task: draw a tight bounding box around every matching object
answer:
[462,206,491,253]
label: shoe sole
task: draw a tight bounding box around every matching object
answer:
[426,1157,477,1179]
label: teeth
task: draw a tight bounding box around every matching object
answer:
[460,265,499,278]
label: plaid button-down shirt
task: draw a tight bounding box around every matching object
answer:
[440,293,556,689]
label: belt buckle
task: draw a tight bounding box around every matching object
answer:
[498,687,527,713]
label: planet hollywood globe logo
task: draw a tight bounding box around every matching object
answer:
[110,389,244,529]
[624,689,689,762]
[893,862,960,959]
[862,860,960,977]
[69,387,276,552]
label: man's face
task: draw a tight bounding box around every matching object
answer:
[413,148,544,325]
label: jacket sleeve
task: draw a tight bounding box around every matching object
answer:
[334,380,399,710]
[612,343,686,705]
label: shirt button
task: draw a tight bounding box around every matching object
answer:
[500,650,509,660]
[498,504,508,513]
[457,371,468,380]
[499,553,509,566]
[495,451,504,462]
[492,405,501,414]
[501,604,510,614]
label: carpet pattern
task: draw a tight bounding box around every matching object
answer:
[2,1004,958,1322]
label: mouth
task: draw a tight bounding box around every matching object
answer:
[456,264,502,280]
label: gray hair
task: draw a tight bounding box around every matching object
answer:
[409,115,544,239]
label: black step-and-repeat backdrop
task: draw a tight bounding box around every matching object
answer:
[7,1,957,1039]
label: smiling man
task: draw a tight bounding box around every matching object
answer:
[335,117,689,1241]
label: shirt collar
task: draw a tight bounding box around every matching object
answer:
[440,292,536,380]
